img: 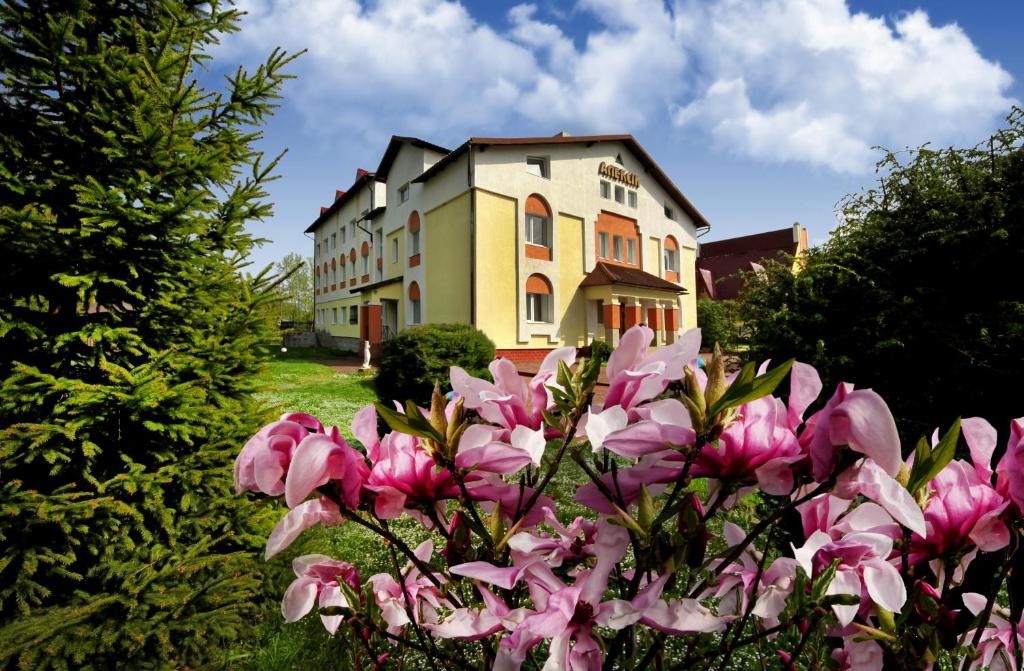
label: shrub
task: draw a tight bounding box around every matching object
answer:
[376,323,495,405]
[696,298,743,351]
[0,3,295,667]
[586,338,613,365]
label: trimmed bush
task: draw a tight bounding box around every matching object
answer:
[376,324,496,405]
[586,338,613,365]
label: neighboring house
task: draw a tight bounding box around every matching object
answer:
[696,223,809,300]
[309,133,711,360]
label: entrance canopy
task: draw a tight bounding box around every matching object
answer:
[579,262,686,346]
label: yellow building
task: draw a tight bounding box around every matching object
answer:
[309,134,711,361]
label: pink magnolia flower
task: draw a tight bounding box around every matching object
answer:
[602,325,700,411]
[463,471,554,528]
[995,418,1024,512]
[369,540,449,636]
[909,459,1010,564]
[793,530,906,627]
[692,396,804,495]
[281,554,361,635]
[797,495,901,542]
[363,432,460,523]
[803,384,903,480]
[265,496,344,559]
[963,592,1024,671]
[445,520,723,670]
[507,507,597,569]
[235,412,328,496]
[455,424,546,475]
[830,638,884,671]
[284,432,370,509]
[711,523,797,627]
[450,347,577,431]
[574,450,682,514]
[584,399,696,457]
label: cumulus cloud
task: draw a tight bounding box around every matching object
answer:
[217,0,1015,173]
[672,0,1016,172]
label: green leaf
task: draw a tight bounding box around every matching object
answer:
[811,558,841,602]
[375,402,442,442]
[707,358,795,418]
[906,418,961,494]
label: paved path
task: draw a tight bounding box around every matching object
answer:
[315,357,375,374]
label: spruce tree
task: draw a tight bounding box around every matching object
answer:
[0,2,296,667]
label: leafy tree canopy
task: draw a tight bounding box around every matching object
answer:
[741,107,1024,443]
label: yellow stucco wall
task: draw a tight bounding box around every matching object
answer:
[680,246,697,329]
[321,296,362,337]
[475,189,518,348]
[648,237,662,277]
[424,191,472,324]
[557,213,587,347]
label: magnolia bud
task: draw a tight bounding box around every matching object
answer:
[704,344,726,412]
[430,383,448,438]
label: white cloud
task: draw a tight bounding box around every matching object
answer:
[672,0,1015,172]
[217,0,1015,173]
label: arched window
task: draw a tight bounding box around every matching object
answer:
[408,281,422,324]
[408,212,421,266]
[525,194,552,249]
[663,236,680,280]
[525,274,553,323]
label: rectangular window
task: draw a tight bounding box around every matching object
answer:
[526,156,549,178]
[627,238,636,264]
[600,180,611,199]
[331,308,338,325]
[664,248,678,273]
[341,227,346,244]
[527,293,551,323]
[350,221,356,238]
[331,267,336,284]
[331,233,336,251]
[664,204,676,220]
[363,255,369,275]
[399,184,410,203]
[411,230,420,255]
[391,238,399,262]
[349,306,358,324]
[596,299,604,325]
[526,214,550,247]
[599,232,609,259]
[411,299,421,324]
[628,190,638,208]
[614,185,625,204]
[613,235,623,262]
[376,230,383,259]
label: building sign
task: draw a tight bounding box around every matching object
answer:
[598,161,639,189]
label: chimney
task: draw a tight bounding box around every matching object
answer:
[553,131,571,138]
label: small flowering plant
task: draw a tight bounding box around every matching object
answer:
[236,326,1024,670]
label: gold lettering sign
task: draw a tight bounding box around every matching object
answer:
[598,161,639,189]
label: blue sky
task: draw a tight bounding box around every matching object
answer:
[204,0,1023,271]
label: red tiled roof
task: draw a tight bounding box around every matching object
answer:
[580,262,687,294]
[696,227,801,300]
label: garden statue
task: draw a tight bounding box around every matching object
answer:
[361,339,371,370]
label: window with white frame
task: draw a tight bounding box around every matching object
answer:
[627,190,638,208]
[341,226,346,244]
[613,235,623,262]
[331,233,336,251]
[411,229,420,255]
[599,232,609,259]
[331,307,338,324]
[392,238,398,263]
[526,213,550,248]
[614,185,625,204]
[600,180,611,199]
[399,184,409,203]
[331,267,336,284]
[350,221,356,238]
[349,306,358,324]
[627,238,636,264]
[664,247,679,273]
[363,254,369,275]
[526,274,553,323]
[526,156,549,178]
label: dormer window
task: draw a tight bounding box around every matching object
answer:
[526,156,550,179]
